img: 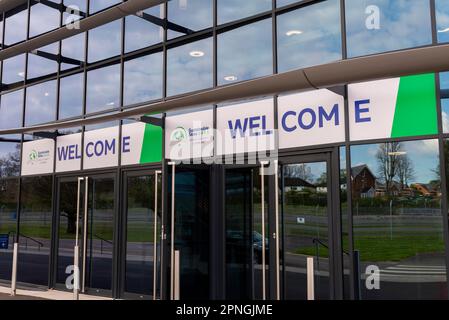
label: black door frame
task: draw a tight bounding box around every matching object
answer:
[222,162,269,300]
[119,166,162,300]
[276,147,343,300]
[51,170,118,298]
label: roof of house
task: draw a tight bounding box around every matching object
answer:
[351,164,376,179]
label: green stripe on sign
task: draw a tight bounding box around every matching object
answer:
[391,73,437,138]
[140,124,162,164]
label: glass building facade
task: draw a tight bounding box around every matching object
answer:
[0,0,448,300]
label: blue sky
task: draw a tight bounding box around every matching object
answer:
[350,139,440,184]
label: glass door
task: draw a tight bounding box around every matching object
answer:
[123,170,162,299]
[55,173,115,296]
[279,153,342,300]
[224,163,269,300]
[168,163,210,300]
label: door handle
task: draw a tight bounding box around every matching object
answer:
[82,176,89,293]
[153,170,162,300]
[168,162,176,300]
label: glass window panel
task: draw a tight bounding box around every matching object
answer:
[89,0,122,14]
[218,19,272,85]
[125,5,164,53]
[4,9,28,45]
[167,37,213,96]
[27,43,59,80]
[59,72,84,119]
[25,81,57,126]
[277,0,341,72]
[62,0,87,26]
[345,0,432,57]
[124,52,163,106]
[0,90,23,129]
[167,0,213,39]
[61,33,85,71]
[18,176,53,286]
[217,0,272,25]
[351,139,447,299]
[86,64,120,113]
[88,21,121,63]
[442,99,449,133]
[2,54,26,85]
[125,174,161,297]
[277,0,302,7]
[0,141,21,177]
[440,72,449,90]
[436,0,449,43]
[0,178,18,281]
[29,1,61,38]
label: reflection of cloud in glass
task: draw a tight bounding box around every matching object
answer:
[124,52,163,105]
[29,3,60,38]
[441,100,449,133]
[25,81,57,126]
[89,0,121,14]
[27,43,59,80]
[440,72,449,90]
[217,0,271,25]
[0,90,24,129]
[167,37,213,96]
[2,54,26,85]
[277,0,300,7]
[59,72,84,119]
[88,20,121,62]
[277,0,341,72]
[125,5,164,52]
[4,10,27,45]
[61,33,86,70]
[346,0,432,57]
[168,0,212,39]
[436,0,449,43]
[218,19,272,85]
[86,64,120,114]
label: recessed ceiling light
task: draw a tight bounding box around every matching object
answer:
[17,72,25,77]
[106,102,115,106]
[189,50,205,58]
[286,30,303,37]
[44,92,49,97]
[224,75,238,82]
[438,27,449,33]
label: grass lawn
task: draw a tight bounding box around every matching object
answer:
[294,234,445,262]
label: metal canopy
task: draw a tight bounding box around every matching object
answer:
[0,0,28,15]
[1,43,449,135]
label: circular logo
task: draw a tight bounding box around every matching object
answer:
[29,150,38,161]
[170,127,188,143]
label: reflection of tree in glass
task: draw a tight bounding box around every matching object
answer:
[59,183,78,235]
[284,164,314,183]
[0,144,20,178]
[376,142,414,194]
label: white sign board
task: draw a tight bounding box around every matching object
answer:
[83,126,119,170]
[121,122,145,166]
[278,89,345,149]
[217,98,275,155]
[21,138,55,176]
[165,110,214,160]
[56,133,82,172]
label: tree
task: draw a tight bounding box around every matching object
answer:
[397,154,415,190]
[284,164,314,182]
[0,144,20,178]
[376,142,402,195]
